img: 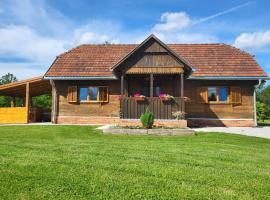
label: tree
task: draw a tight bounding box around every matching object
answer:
[256,82,270,120]
[0,73,18,107]
[32,94,52,111]
[0,73,17,85]
[257,102,267,122]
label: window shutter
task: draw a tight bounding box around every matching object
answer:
[196,87,208,103]
[230,87,241,104]
[68,86,78,103]
[99,87,108,102]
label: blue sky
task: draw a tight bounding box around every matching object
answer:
[0,0,269,79]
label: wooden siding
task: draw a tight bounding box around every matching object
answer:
[121,40,184,74]
[55,79,256,121]
[56,80,120,117]
[185,80,256,119]
[126,67,183,74]
[0,107,28,124]
[120,97,184,119]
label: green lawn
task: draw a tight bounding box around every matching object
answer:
[0,126,270,200]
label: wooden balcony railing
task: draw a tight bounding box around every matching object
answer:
[120,97,184,119]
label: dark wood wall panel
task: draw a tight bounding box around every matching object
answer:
[185,80,256,119]
[56,80,120,117]
[120,97,183,119]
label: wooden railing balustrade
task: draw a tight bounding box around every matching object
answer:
[120,97,184,119]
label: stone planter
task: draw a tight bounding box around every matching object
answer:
[102,126,195,136]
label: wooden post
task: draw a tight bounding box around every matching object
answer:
[11,97,16,107]
[180,73,184,97]
[150,74,153,97]
[121,74,124,97]
[180,73,184,113]
[25,82,30,123]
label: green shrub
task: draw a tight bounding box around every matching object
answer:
[140,108,154,129]
[257,101,267,122]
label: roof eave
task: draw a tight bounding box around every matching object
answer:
[43,76,118,80]
[188,76,270,80]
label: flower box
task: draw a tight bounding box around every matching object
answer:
[134,96,146,101]
[159,94,174,101]
[133,93,146,101]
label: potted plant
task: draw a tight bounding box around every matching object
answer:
[159,93,174,101]
[134,93,146,101]
[180,96,190,102]
[140,108,154,129]
[172,111,186,120]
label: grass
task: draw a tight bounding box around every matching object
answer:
[258,119,270,126]
[0,126,270,200]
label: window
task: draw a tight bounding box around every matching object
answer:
[208,86,228,103]
[208,87,217,102]
[89,87,98,101]
[79,86,108,102]
[219,87,228,102]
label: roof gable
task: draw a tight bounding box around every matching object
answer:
[111,34,193,74]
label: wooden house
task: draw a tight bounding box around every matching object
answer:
[0,35,268,127]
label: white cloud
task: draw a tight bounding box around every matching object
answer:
[2,0,72,35]
[73,21,121,45]
[0,62,47,80]
[0,25,65,63]
[234,30,270,50]
[152,12,191,33]
[151,2,253,43]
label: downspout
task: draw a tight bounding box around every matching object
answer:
[254,79,262,126]
[50,80,58,124]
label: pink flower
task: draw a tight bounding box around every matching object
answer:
[159,93,166,97]
[134,93,141,97]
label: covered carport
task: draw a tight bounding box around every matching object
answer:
[0,76,51,124]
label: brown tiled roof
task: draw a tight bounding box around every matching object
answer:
[45,43,267,77]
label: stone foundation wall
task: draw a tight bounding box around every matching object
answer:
[187,118,255,127]
[56,116,187,127]
[57,116,255,127]
[57,116,120,125]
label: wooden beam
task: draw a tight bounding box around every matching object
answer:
[25,82,30,123]
[150,74,154,97]
[180,73,185,113]
[10,97,16,107]
[121,74,124,97]
[180,73,184,97]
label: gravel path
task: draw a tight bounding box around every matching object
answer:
[193,127,270,139]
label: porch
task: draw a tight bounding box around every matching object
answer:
[120,73,185,120]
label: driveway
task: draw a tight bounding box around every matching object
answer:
[193,127,270,139]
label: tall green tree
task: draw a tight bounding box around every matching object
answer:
[0,73,17,85]
[256,82,270,120]
[0,73,18,107]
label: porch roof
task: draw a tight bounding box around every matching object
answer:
[0,76,51,97]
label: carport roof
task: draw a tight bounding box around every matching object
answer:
[0,76,51,97]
